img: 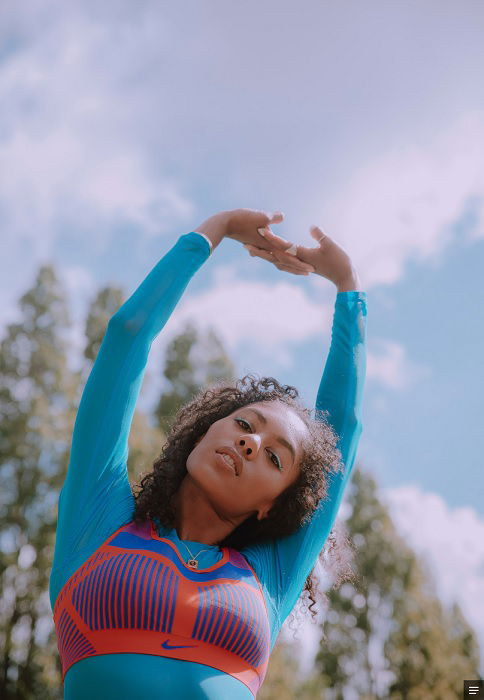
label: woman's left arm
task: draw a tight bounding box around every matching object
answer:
[241,230,367,631]
[273,283,367,621]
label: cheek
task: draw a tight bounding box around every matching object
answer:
[185,442,205,476]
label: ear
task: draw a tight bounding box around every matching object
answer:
[256,500,274,521]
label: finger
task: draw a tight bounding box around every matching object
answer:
[273,249,315,272]
[309,225,328,246]
[244,245,275,263]
[245,244,313,270]
[257,227,297,253]
[245,245,313,274]
[274,264,310,276]
[268,211,284,224]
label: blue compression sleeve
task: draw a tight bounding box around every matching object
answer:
[50,233,212,608]
[242,291,367,634]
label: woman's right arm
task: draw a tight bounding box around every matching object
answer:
[51,232,213,590]
[50,208,290,605]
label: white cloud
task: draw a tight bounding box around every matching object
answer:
[383,485,484,661]
[0,6,194,262]
[366,338,430,391]
[317,111,484,288]
[168,270,333,363]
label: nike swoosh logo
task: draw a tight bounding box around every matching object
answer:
[161,640,198,650]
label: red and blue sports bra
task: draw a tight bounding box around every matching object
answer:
[53,519,271,697]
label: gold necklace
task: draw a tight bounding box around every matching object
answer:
[180,541,213,569]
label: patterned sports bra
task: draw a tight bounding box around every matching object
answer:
[53,519,271,697]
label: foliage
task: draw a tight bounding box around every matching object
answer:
[155,320,235,432]
[0,265,76,698]
[304,469,481,699]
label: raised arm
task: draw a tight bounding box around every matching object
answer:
[51,232,213,592]
[273,283,366,621]
[240,228,366,630]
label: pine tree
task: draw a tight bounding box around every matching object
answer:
[385,571,481,698]
[155,320,235,432]
[310,468,481,699]
[0,265,77,698]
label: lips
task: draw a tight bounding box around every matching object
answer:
[216,447,242,476]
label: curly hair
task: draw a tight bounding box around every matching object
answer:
[133,374,353,618]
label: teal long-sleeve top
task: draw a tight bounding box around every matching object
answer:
[49,232,367,699]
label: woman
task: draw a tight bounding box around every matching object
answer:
[50,208,367,699]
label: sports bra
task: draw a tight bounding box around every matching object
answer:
[53,519,271,697]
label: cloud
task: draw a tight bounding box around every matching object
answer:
[167,267,333,367]
[318,111,484,288]
[383,485,484,661]
[366,338,430,391]
[0,4,194,262]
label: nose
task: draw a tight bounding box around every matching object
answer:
[237,433,260,458]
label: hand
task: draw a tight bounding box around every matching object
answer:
[226,209,315,273]
[244,225,360,289]
[225,209,287,251]
[195,209,310,265]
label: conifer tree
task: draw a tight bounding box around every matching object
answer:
[310,469,481,699]
[385,571,480,698]
[0,265,77,698]
[155,320,235,432]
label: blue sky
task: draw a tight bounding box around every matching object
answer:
[1,0,483,662]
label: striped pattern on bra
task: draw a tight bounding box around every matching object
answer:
[53,519,270,697]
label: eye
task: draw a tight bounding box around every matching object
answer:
[235,417,251,431]
[234,418,283,471]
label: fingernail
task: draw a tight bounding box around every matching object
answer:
[258,227,267,237]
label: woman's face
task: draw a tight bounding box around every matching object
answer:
[186,400,309,522]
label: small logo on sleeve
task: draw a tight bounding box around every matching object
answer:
[464,681,484,698]
[161,639,198,650]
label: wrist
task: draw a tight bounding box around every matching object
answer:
[336,267,361,292]
[194,211,231,251]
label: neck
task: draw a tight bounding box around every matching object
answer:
[173,475,245,545]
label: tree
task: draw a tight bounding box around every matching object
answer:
[0,265,77,698]
[155,320,235,432]
[385,572,481,698]
[309,469,481,699]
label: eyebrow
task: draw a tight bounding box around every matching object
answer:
[245,407,296,465]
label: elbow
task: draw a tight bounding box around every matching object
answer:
[108,310,146,338]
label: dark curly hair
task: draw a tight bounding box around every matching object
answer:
[133,374,353,618]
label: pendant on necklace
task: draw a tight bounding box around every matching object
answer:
[187,558,198,569]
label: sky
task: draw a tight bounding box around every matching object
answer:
[1,0,483,670]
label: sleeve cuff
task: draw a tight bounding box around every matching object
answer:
[335,290,367,313]
[336,290,366,302]
[189,231,213,256]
